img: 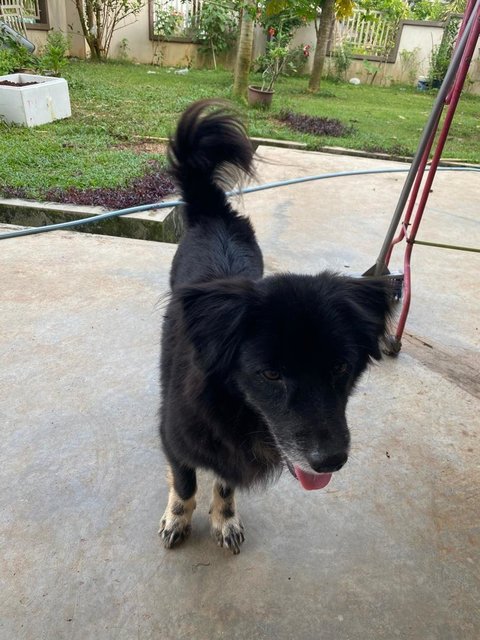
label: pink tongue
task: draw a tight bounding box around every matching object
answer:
[293,465,332,491]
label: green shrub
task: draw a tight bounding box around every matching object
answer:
[0,29,69,77]
[0,48,17,75]
[332,42,354,81]
[193,2,237,69]
[38,31,69,76]
[428,16,461,87]
[0,30,35,74]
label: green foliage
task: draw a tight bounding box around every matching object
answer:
[261,33,291,91]
[359,0,465,22]
[117,38,130,61]
[399,47,421,84]
[253,3,311,91]
[0,28,36,74]
[153,5,184,37]
[258,4,306,37]
[356,0,409,22]
[254,42,309,78]
[0,30,69,77]
[154,0,239,71]
[362,58,380,84]
[447,0,467,12]
[74,0,143,59]
[410,0,447,21]
[254,27,307,91]
[283,44,310,75]
[38,31,70,76]
[264,0,354,21]
[194,2,238,68]
[428,15,461,86]
[0,33,34,74]
[0,48,18,75]
[332,42,354,80]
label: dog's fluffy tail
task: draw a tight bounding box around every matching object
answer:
[168,99,254,226]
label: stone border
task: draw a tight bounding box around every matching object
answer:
[0,198,174,242]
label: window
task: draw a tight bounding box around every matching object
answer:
[0,0,49,32]
[23,0,49,29]
[150,0,203,41]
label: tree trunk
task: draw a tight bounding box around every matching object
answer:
[308,0,336,93]
[233,4,255,98]
[75,0,101,60]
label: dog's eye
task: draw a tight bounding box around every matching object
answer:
[333,362,349,376]
[261,370,282,381]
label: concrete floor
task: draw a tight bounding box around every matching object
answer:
[0,150,479,640]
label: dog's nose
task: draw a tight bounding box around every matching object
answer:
[307,451,348,473]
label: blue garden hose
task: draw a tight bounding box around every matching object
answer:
[0,165,478,241]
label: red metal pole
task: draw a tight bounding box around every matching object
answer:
[393,5,480,344]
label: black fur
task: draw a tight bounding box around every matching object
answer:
[160,99,391,502]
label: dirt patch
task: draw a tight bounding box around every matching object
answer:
[115,139,168,155]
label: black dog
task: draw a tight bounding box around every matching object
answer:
[159,100,391,554]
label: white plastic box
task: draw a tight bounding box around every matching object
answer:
[0,73,71,127]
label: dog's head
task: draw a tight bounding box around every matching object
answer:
[178,273,391,489]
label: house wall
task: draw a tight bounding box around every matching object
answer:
[107,7,235,68]
[109,7,171,65]
[24,2,66,51]
[25,1,85,58]
[26,4,479,93]
[65,1,87,59]
[397,21,444,77]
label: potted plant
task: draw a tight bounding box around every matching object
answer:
[0,30,71,127]
[248,29,296,108]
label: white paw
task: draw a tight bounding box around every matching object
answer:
[158,497,195,549]
[210,511,245,554]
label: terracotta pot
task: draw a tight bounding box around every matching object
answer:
[248,85,274,108]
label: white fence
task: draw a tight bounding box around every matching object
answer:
[334,10,395,58]
[22,0,40,19]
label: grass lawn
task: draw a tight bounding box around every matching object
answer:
[1,60,479,204]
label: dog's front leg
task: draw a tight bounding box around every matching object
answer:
[159,463,197,549]
[209,480,245,554]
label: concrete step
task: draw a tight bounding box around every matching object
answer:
[0,197,178,243]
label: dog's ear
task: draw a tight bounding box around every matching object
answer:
[177,278,256,376]
[340,277,393,360]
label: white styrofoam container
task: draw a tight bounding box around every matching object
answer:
[0,73,71,127]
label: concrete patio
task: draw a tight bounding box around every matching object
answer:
[1,149,479,640]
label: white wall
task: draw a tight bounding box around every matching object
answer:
[25,0,85,58]
[105,7,211,67]
[31,4,480,92]
[398,22,444,77]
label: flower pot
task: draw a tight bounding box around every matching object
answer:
[0,73,71,127]
[248,85,274,108]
